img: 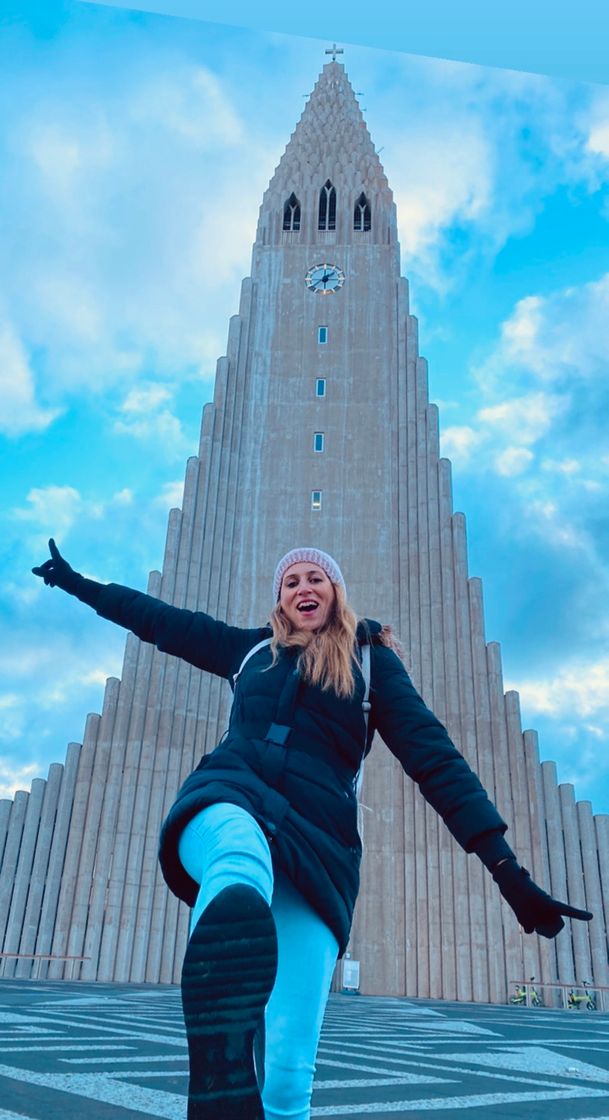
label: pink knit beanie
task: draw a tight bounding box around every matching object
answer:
[273,548,345,600]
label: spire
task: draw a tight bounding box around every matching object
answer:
[256,61,395,246]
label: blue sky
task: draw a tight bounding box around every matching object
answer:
[1,2,609,816]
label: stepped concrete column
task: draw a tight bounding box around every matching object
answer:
[35,743,81,977]
[523,729,555,992]
[541,762,575,985]
[559,784,592,983]
[0,791,29,956]
[0,800,12,868]
[576,801,608,986]
[3,779,46,977]
[15,764,64,977]
[49,711,102,977]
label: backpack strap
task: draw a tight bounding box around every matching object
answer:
[232,638,272,686]
[232,636,372,775]
[233,638,370,711]
[354,641,371,797]
[361,641,371,732]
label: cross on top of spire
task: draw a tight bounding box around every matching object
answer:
[325,43,344,62]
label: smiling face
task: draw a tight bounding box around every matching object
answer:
[279,562,336,632]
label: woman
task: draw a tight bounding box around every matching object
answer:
[33,541,592,1120]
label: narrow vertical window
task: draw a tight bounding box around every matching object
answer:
[282,192,301,231]
[315,378,326,397]
[318,180,336,231]
[311,490,322,510]
[318,326,328,344]
[354,192,371,231]
[313,432,324,452]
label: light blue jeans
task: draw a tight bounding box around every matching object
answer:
[178,802,339,1120]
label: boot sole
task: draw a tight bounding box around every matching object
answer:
[181,883,278,1119]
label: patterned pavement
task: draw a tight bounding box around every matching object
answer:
[1,980,609,1119]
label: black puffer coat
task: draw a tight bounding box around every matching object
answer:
[95,584,508,954]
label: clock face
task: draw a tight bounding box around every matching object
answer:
[305,263,345,294]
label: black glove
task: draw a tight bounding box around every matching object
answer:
[493,858,593,938]
[32,538,79,590]
[32,538,102,608]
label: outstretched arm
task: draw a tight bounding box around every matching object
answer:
[32,539,265,681]
[371,642,592,939]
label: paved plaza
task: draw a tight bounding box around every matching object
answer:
[1,980,609,1119]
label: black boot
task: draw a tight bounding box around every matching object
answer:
[181,883,278,1120]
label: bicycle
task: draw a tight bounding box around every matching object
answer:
[568,981,596,1010]
[509,978,542,1007]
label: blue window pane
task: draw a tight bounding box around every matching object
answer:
[315,378,326,397]
[311,490,322,510]
[314,432,324,452]
[318,326,328,344]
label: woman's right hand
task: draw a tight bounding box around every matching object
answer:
[32,538,78,591]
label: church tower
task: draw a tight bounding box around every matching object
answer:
[1,57,607,1003]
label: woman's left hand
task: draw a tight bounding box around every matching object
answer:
[493,859,593,938]
[32,538,77,590]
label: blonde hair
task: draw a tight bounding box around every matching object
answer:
[269,582,358,698]
[269,584,406,698]
[378,624,404,659]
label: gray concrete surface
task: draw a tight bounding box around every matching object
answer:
[1,981,609,1118]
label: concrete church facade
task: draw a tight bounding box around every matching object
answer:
[1,59,608,1003]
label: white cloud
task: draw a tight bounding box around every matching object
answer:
[128,66,244,150]
[5,581,40,607]
[1,57,268,408]
[31,271,105,346]
[477,275,609,392]
[111,488,134,506]
[477,391,565,445]
[510,658,609,720]
[26,116,115,202]
[373,59,609,293]
[587,121,609,158]
[389,120,493,290]
[0,646,59,678]
[120,385,172,413]
[441,393,563,475]
[439,425,483,466]
[0,693,27,744]
[113,409,190,458]
[0,760,40,798]
[523,499,589,551]
[444,276,609,559]
[0,693,20,710]
[13,485,88,537]
[0,318,61,436]
[0,646,120,713]
[585,90,609,159]
[80,669,114,688]
[494,447,534,477]
[154,480,185,509]
[541,458,580,475]
[11,485,137,549]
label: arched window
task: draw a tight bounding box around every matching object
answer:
[354,192,371,232]
[282,192,301,231]
[318,180,336,231]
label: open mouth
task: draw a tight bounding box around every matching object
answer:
[297,601,318,614]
